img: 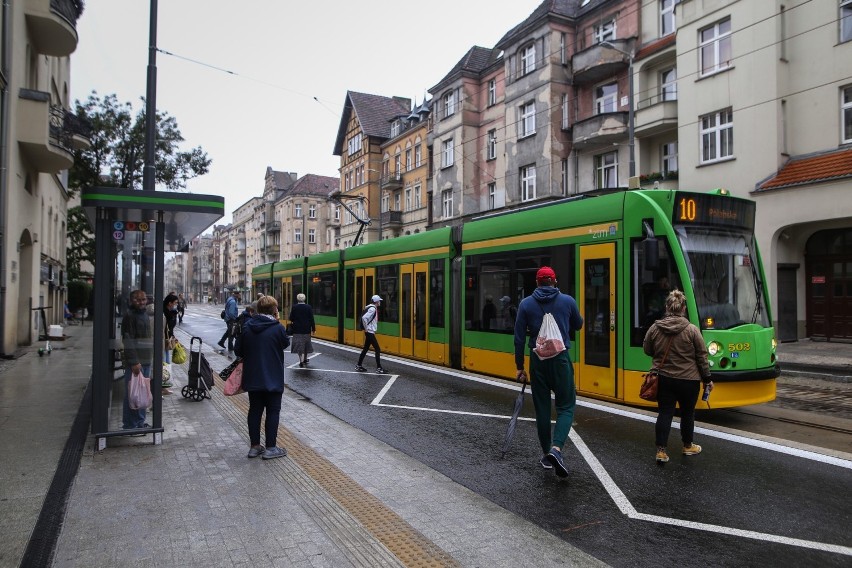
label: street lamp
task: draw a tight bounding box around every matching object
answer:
[600,41,635,179]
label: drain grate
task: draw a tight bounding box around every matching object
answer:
[219,385,459,567]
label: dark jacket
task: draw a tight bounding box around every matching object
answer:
[121,307,153,367]
[513,286,584,370]
[643,315,711,382]
[234,314,290,393]
[288,303,315,335]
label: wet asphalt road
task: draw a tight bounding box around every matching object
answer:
[177,306,852,568]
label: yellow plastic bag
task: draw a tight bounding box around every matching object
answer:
[172,341,187,365]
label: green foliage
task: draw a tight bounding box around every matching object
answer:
[67,280,92,312]
[68,92,211,197]
[66,206,94,282]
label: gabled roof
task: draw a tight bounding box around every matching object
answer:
[286,174,340,198]
[756,148,852,191]
[429,46,503,94]
[496,0,580,49]
[333,91,411,156]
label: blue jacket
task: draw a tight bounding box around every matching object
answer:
[234,314,290,393]
[224,295,239,322]
[513,286,584,370]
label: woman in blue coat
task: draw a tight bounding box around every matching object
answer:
[234,296,290,460]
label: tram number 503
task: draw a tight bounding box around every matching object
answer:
[678,198,697,222]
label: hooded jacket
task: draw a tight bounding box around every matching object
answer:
[234,314,290,392]
[513,286,584,370]
[643,315,711,382]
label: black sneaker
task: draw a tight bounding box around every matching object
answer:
[217,341,225,349]
[539,455,553,470]
[376,367,387,374]
[355,365,367,372]
[546,447,569,477]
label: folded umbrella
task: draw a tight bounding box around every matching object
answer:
[500,379,527,459]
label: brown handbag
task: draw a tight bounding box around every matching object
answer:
[640,336,674,401]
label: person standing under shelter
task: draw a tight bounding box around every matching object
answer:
[643,289,713,464]
[234,295,290,459]
[356,294,386,374]
[289,293,315,368]
[177,293,186,324]
[513,266,583,477]
[122,290,154,430]
[217,290,240,355]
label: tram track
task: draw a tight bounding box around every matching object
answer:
[724,407,852,436]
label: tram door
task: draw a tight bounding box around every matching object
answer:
[577,243,616,398]
[400,263,428,359]
[354,267,376,330]
[280,278,293,325]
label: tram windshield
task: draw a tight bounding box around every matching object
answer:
[675,226,769,330]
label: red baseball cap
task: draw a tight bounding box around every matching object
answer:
[536,266,556,280]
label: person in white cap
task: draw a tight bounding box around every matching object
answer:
[356,294,386,373]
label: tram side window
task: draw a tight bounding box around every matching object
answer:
[346,269,356,321]
[309,271,337,317]
[429,259,445,329]
[631,238,681,346]
[377,265,400,324]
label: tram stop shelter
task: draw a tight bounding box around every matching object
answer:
[82,187,224,450]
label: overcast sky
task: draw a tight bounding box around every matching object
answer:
[71,0,543,226]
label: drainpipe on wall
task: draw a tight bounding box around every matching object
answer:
[0,0,12,357]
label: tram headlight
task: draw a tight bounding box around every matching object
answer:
[771,337,778,351]
[707,341,722,356]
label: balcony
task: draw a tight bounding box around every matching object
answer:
[17,89,92,173]
[572,112,628,148]
[572,39,632,85]
[25,0,82,57]
[381,210,402,227]
[266,244,280,257]
[381,172,403,191]
[266,220,281,232]
[635,96,678,137]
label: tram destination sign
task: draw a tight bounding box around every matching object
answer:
[672,192,755,230]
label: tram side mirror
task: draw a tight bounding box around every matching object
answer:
[644,237,659,270]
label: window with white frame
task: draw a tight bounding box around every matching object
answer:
[308,229,316,244]
[595,152,618,188]
[661,0,676,37]
[405,187,412,210]
[443,90,455,117]
[415,144,422,167]
[487,130,497,160]
[488,182,496,209]
[520,101,536,137]
[700,18,732,76]
[662,142,678,173]
[520,164,536,201]
[381,192,389,213]
[394,192,401,211]
[405,148,412,171]
[395,152,401,175]
[295,204,302,218]
[309,204,316,218]
[442,138,454,167]
[594,19,616,43]
[700,109,734,163]
[390,121,400,138]
[521,44,536,75]
[414,184,422,208]
[661,67,677,101]
[441,188,453,218]
[843,85,852,143]
[347,134,362,155]
[842,0,852,43]
[560,33,567,65]
[295,228,302,243]
[562,93,570,128]
[595,83,618,114]
[335,206,340,221]
[488,79,496,106]
[356,164,364,185]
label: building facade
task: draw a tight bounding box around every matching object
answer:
[0,0,89,355]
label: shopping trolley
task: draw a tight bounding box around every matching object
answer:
[181,336,214,401]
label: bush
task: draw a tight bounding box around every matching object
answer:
[67,280,92,313]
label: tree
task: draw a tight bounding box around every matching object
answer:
[66,92,212,278]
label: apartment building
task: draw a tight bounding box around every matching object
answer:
[275,174,340,259]
[0,0,89,355]
[256,168,297,265]
[225,198,256,294]
[377,100,430,239]
[333,91,411,246]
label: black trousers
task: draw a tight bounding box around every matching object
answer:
[247,391,283,447]
[358,332,382,367]
[655,375,701,447]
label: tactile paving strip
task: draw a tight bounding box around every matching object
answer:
[212,380,460,568]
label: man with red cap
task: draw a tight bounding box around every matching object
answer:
[513,266,583,477]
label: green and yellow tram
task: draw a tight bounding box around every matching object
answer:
[251,188,779,409]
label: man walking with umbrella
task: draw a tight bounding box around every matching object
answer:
[513,266,583,477]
